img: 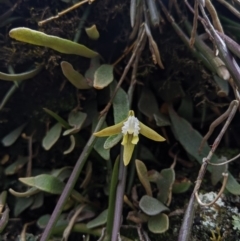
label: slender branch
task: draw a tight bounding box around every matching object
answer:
[40,116,106,241]
[100,27,146,115]
[38,0,95,26]
[111,147,127,241]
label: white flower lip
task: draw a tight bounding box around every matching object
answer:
[122,116,140,136]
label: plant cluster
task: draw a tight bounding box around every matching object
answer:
[1,0,240,241]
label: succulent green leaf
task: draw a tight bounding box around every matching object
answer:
[0,65,43,81]
[177,96,193,123]
[104,134,123,149]
[168,105,240,195]
[61,61,91,89]
[172,179,192,194]
[4,156,28,175]
[19,174,65,194]
[43,108,70,129]
[139,195,169,216]
[85,24,100,40]
[153,113,171,127]
[9,27,99,58]
[93,120,110,160]
[156,168,175,204]
[1,123,26,147]
[30,192,44,210]
[138,88,159,119]
[106,158,119,236]
[14,196,34,217]
[51,166,72,179]
[211,156,228,186]
[9,187,39,197]
[86,209,108,229]
[42,123,62,150]
[135,159,152,196]
[63,111,87,136]
[93,64,114,89]
[148,213,169,234]
[139,144,157,162]
[84,56,101,84]
[111,82,129,123]
[63,135,76,155]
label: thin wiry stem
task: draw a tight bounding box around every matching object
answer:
[216,0,240,19]
[38,0,95,26]
[100,27,146,115]
[189,0,199,47]
[111,147,127,241]
[178,99,239,241]
[40,116,106,241]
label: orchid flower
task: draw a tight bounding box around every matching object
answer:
[94,110,165,165]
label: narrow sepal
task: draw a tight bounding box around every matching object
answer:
[122,135,135,166]
[94,122,123,137]
[139,122,165,142]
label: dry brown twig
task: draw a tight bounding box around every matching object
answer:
[38,0,95,26]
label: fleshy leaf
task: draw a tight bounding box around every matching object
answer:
[148,213,169,234]
[139,144,157,162]
[14,197,34,217]
[84,56,101,85]
[93,120,110,160]
[19,174,65,194]
[156,168,175,204]
[0,65,42,81]
[93,64,114,89]
[177,96,193,123]
[61,61,91,89]
[4,156,28,175]
[85,25,100,40]
[211,156,228,186]
[42,123,62,150]
[135,160,152,196]
[111,82,129,123]
[86,209,108,229]
[1,123,26,147]
[139,195,169,216]
[153,113,171,127]
[172,178,192,194]
[63,111,87,136]
[43,108,70,129]
[138,88,159,119]
[31,192,44,210]
[104,133,123,149]
[63,135,76,155]
[9,187,39,197]
[168,105,240,195]
[9,27,99,58]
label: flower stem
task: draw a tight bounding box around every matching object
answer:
[111,147,127,241]
[40,115,106,241]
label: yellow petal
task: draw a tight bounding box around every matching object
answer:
[139,122,165,142]
[94,122,123,137]
[131,135,139,144]
[122,135,135,166]
[121,134,128,145]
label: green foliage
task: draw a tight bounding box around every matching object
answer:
[9,27,99,58]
